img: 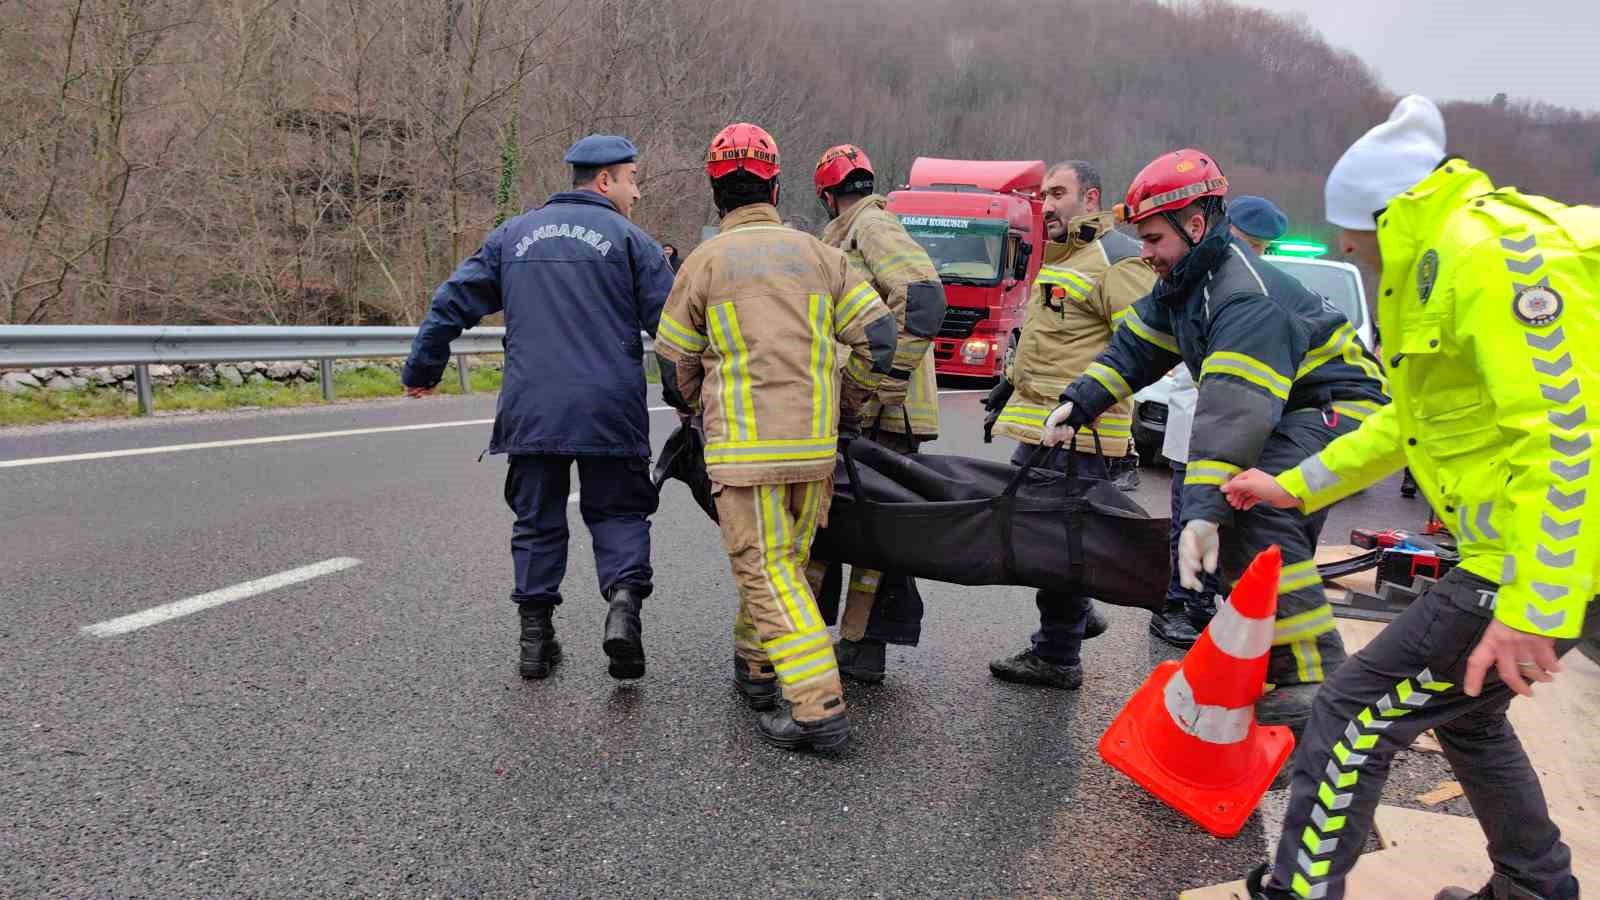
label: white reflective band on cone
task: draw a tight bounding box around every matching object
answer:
[1205,599,1274,660]
[1164,668,1254,744]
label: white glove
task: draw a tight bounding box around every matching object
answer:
[1041,401,1075,447]
[1178,519,1220,591]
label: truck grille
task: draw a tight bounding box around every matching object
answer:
[938,307,988,339]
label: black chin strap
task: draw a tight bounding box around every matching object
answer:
[1163,210,1199,249]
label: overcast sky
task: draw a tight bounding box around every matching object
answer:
[1244,1,1600,112]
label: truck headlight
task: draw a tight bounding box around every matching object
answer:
[961,339,992,364]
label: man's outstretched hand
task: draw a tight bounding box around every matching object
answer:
[1465,618,1561,698]
[1222,468,1301,511]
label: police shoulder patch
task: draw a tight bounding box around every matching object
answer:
[1416,249,1439,303]
[1513,284,1563,327]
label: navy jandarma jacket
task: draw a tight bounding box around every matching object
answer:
[402,190,674,458]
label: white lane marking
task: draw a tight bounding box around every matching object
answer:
[80,557,362,637]
[567,491,580,505]
[5,390,986,469]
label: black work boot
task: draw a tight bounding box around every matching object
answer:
[835,638,886,684]
[1149,600,1203,649]
[756,707,850,752]
[988,648,1083,689]
[602,586,646,680]
[732,658,781,711]
[1435,872,1570,900]
[1244,863,1295,899]
[1082,600,1110,640]
[518,606,562,679]
[1260,639,1349,740]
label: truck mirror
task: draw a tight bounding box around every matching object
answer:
[1013,240,1032,281]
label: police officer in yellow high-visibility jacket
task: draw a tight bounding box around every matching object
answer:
[1228,97,1598,900]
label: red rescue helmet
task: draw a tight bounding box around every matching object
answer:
[706,123,780,181]
[1118,149,1229,224]
[814,143,875,196]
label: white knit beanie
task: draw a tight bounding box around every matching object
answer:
[1325,95,1448,230]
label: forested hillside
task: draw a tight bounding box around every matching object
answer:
[3,0,1596,327]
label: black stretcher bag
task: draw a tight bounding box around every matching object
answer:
[652,422,1171,611]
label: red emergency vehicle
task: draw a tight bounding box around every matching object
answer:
[885,158,1046,379]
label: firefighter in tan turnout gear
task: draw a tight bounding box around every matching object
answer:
[805,143,948,684]
[653,123,898,752]
[982,160,1157,689]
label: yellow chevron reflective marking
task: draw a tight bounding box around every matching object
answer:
[1203,351,1292,400]
[836,281,879,327]
[1122,310,1180,354]
[1086,361,1133,401]
[656,313,706,354]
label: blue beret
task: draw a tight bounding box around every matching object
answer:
[1227,195,1290,241]
[563,134,638,167]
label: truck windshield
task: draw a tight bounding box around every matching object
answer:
[897,215,1010,285]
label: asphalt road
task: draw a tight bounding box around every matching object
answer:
[1,387,1424,898]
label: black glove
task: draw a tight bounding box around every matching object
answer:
[983,377,1014,412]
[838,412,862,452]
[983,405,1001,443]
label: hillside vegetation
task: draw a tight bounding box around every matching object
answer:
[3,0,1596,327]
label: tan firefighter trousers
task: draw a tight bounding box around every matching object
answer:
[715,480,844,722]
[805,429,919,641]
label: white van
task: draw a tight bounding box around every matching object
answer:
[1130,255,1374,467]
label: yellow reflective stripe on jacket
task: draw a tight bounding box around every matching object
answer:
[706,436,839,464]
[1202,351,1292,400]
[656,312,706,354]
[807,293,836,437]
[1090,411,1133,439]
[1038,265,1093,298]
[845,352,874,383]
[1331,399,1384,422]
[873,251,929,278]
[1297,323,1388,390]
[1086,361,1133,401]
[1185,458,1242,486]
[892,347,927,370]
[1121,309,1180,354]
[835,281,879,328]
[709,303,756,441]
[996,402,1051,429]
[1110,307,1132,327]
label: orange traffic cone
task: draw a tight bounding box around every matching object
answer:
[1098,545,1295,838]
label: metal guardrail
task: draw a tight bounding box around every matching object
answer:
[0,325,507,415]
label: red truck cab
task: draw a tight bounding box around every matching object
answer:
[885,158,1045,380]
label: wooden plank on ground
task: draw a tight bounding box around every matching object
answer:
[1374,802,1598,885]
[1178,843,1488,899]
[1416,780,1464,806]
